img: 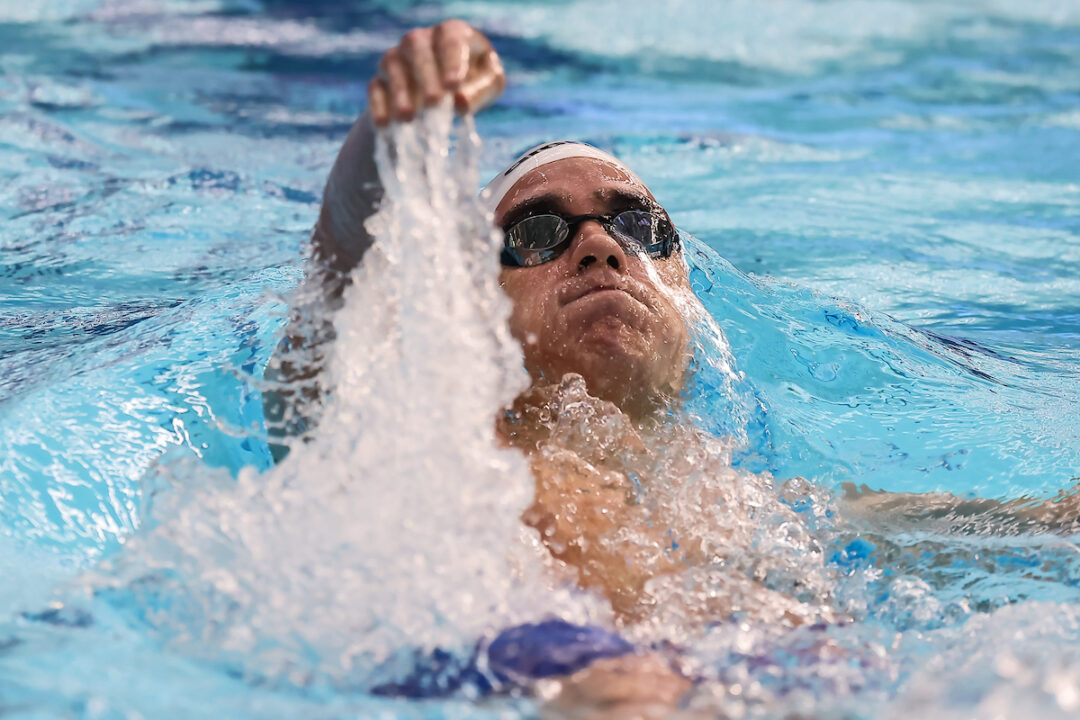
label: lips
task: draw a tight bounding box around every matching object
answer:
[560,273,652,310]
[577,285,624,301]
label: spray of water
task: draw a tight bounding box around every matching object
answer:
[83,104,601,690]
[77,104,843,704]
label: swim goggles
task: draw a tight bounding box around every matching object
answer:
[500,209,680,268]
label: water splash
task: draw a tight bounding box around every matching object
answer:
[502,370,839,640]
[84,104,599,690]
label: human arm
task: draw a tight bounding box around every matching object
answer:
[313,19,506,279]
[840,481,1080,535]
[263,21,506,457]
[483,619,694,719]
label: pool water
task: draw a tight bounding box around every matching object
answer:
[2,0,1079,717]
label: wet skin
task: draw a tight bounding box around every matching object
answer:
[494,157,692,421]
[492,158,704,626]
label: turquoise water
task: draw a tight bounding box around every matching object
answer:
[2,0,1079,717]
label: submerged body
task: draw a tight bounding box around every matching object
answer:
[265,20,803,712]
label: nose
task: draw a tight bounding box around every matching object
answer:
[568,220,629,273]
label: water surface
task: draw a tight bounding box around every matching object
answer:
[2,1,1079,717]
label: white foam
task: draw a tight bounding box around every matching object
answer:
[86,103,598,689]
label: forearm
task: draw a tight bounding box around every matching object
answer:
[263,112,382,458]
[542,654,693,720]
[841,482,1080,535]
[264,19,505,459]
[312,110,383,278]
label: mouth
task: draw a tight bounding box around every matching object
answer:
[562,275,652,309]
[576,285,627,301]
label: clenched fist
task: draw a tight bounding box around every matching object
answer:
[368,19,506,126]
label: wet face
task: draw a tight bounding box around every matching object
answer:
[495,157,691,418]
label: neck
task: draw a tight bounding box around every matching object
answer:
[496,375,674,453]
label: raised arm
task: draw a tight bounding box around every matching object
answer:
[263,20,505,459]
[312,20,506,278]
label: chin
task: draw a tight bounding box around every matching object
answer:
[569,334,688,415]
[520,315,682,412]
[565,346,657,408]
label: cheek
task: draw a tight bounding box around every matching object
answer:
[651,261,692,337]
[635,284,690,364]
[662,291,692,347]
[666,307,692,352]
[654,256,691,291]
[643,301,686,360]
[499,270,554,343]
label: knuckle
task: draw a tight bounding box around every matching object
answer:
[379,48,398,72]
[401,28,427,49]
[440,18,469,34]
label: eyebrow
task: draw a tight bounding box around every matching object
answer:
[499,188,661,229]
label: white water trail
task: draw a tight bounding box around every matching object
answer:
[84,104,599,689]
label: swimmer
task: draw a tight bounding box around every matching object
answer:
[266,18,1080,716]
[265,19,697,716]
[268,19,706,623]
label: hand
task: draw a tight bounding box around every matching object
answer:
[368,19,506,127]
[543,654,696,720]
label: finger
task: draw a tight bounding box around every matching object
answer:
[379,49,416,122]
[368,78,390,127]
[454,49,506,114]
[400,28,442,107]
[434,19,472,87]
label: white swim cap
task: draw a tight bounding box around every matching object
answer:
[480,141,642,215]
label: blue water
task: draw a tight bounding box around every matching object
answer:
[2,0,1079,717]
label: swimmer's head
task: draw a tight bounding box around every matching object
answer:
[485,142,692,419]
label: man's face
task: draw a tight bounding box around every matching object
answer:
[495,157,691,417]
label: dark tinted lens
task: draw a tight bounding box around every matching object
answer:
[610,210,673,254]
[507,214,569,251]
[503,214,571,267]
